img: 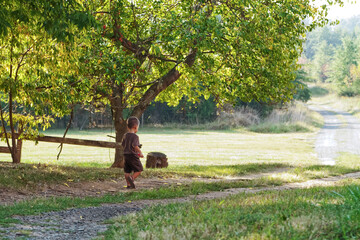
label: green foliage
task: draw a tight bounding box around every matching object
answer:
[292,69,311,102]
[143,96,217,124]
[293,81,311,102]
[304,16,360,96]
[304,26,343,60]
[0,0,344,164]
[0,0,95,162]
[79,0,341,113]
[312,40,334,82]
[330,37,359,82]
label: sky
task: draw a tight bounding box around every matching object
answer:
[316,1,360,20]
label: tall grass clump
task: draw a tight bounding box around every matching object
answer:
[144,102,321,133]
[250,103,321,133]
[208,107,260,130]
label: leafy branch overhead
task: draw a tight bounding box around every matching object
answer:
[82,0,342,110]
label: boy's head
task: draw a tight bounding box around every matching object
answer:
[127,116,140,132]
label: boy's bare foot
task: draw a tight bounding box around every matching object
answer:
[126,176,136,189]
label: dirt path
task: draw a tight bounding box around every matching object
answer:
[308,104,360,165]
[2,171,360,240]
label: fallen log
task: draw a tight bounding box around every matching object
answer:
[1,133,122,149]
[0,146,11,153]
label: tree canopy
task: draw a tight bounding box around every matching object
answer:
[0,0,342,164]
[0,0,95,162]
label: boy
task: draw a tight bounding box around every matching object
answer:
[121,116,144,189]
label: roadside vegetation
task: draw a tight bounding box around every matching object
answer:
[309,84,360,119]
[104,180,360,240]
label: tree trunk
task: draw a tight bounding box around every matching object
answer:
[110,84,127,168]
[15,138,22,163]
[111,120,127,168]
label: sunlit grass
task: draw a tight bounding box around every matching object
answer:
[104,180,360,240]
[0,128,317,167]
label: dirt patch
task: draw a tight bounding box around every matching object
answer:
[0,167,290,205]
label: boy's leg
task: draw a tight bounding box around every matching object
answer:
[124,173,131,186]
[132,171,142,180]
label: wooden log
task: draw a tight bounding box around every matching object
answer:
[36,135,122,149]
[1,133,122,149]
[0,146,11,154]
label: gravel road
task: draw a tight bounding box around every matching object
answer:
[308,104,360,165]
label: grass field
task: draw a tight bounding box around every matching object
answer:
[104,180,360,240]
[0,128,317,168]
[0,127,320,190]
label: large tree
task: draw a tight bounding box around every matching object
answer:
[77,0,342,167]
[0,0,94,163]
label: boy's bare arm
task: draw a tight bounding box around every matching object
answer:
[134,146,144,158]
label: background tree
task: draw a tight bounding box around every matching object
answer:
[311,40,334,82]
[77,0,341,167]
[329,37,359,95]
[0,0,95,163]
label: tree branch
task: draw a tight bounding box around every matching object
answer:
[93,11,111,15]
[57,107,74,160]
[130,49,198,118]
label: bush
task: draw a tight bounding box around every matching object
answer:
[293,80,311,102]
[310,85,329,97]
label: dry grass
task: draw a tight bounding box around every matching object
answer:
[265,104,308,124]
[250,103,323,133]
[210,107,260,129]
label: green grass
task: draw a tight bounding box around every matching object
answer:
[0,128,318,167]
[0,127,319,190]
[103,180,360,240]
[1,157,360,226]
[249,122,311,133]
[1,160,360,226]
[310,85,330,97]
[0,178,284,226]
[309,83,360,119]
